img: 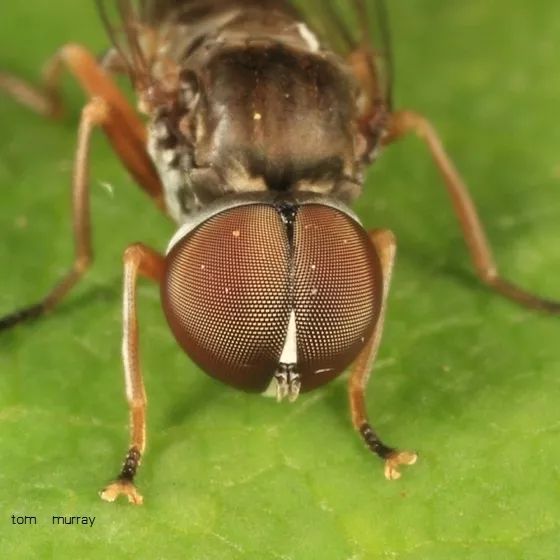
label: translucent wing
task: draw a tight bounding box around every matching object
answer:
[289,0,394,111]
[95,1,242,101]
[95,0,166,93]
[95,0,393,115]
[94,1,301,100]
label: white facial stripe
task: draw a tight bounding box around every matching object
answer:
[296,22,321,52]
[279,310,298,364]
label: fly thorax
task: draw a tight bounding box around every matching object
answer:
[147,117,201,223]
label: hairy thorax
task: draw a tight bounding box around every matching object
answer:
[146,8,364,223]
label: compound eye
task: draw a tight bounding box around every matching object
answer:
[162,205,292,392]
[293,205,383,390]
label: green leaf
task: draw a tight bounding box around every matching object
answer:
[1,1,559,558]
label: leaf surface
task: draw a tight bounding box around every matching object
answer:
[1,1,559,558]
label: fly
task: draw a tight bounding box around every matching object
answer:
[0,0,559,505]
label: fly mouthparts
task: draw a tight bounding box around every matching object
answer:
[274,364,301,403]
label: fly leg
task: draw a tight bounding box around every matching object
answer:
[100,244,165,505]
[0,44,163,203]
[0,66,63,119]
[0,45,165,331]
[0,97,107,330]
[383,110,560,314]
[349,229,417,480]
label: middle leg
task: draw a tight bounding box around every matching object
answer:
[384,110,560,314]
[0,44,164,205]
[0,45,166,331]
[0,97,108,331]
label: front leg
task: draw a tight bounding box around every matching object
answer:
[349,229,417,480]
[100,244,165,505]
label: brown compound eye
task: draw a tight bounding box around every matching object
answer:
[162,204,292,392]
[293,205,383,391]
[162,201,383,396]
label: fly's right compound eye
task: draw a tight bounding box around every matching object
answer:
[162,204,293,392]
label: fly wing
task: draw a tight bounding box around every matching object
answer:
[288,0,394,112]
[95,0,392,116]
[141,0,300,21]
[95,1,301,100]
[95,0,166,93]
